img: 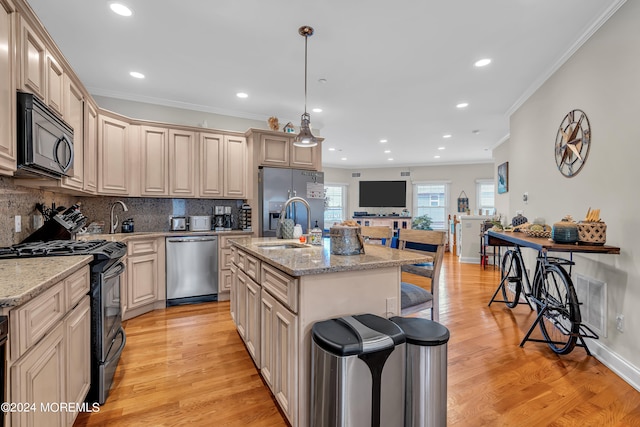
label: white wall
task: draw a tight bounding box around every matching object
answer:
[324,163,494,221]
[508,0,640,388]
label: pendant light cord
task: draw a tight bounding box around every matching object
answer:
[304,34,308,115]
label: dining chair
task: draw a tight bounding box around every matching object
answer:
[360,225,393,247]
[398,229,447,321]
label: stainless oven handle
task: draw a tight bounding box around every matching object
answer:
[53,133,74,173]
[104,327,126,366]
[103,261,126,280]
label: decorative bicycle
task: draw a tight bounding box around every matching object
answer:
[488,242,599,355]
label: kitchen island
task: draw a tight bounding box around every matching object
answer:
[229,237,431,427]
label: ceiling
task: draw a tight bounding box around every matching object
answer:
[27,0,623,169]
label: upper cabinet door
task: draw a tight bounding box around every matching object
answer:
[61,75,84,190]
[224,135,247,198]
[290,143,319,170]
[168,129,196,197]
[83,101,98,193]
[199,132,224,198]
[0,0,16,175]
[140,126,169,196]
[46,54,64,117]
[98,114,130,195]
[260,134,289,167]
[18,17,45,100]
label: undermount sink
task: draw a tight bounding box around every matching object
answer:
[256,243,309,249]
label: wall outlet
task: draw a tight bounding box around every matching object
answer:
[15,215,21,233]
[33,214,44,230]
[522,192,529,204]
[616,314,624,332]
[386,297,398,316]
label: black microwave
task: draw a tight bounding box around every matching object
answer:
[16,91,74,178]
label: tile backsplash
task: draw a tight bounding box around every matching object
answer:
[0,176,246,247]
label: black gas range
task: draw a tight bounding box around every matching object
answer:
[0,238,128,405]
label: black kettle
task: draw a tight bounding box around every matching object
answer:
[121,218,134,233]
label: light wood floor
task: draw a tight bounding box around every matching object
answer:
[74,253,640,427]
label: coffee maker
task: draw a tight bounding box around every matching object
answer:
[223,206,232,231]
[214,206,225,231]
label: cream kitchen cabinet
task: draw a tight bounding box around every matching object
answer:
[0,0,15,176]
[169,128,196,197]
[140,125,169,196]
[9,264,92,427]
[199,132,248,198]
[60,74,84,190]
[247,129,322,171]
[46,53,64,117]
[232,248,261,365]
[83,100,98,193]
[98,113,130,195]
[260,289,298,425]
[124,236,166,320]
[217,235,236,301]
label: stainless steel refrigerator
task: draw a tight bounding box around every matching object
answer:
[258,167,325,237]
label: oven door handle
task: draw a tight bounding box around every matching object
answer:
[103,261,126,280]
[104,327,126,366]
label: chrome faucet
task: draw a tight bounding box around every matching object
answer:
[110,200,129,234]
[278,196,311,239]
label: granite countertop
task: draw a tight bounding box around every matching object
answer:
[76,230,253,242]
[229,237,432,276]
[0,255,93,308]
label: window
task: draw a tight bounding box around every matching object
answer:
[324,184,347,227]
[413,182,449,230]
[476,180,495,215]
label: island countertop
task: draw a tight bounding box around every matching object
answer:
[0,255,93,308]
[229,237,432,276]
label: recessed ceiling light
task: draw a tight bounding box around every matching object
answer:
[110,3,132,16]
[318,78,327,84]
[340,157,347,161]
[384,150,391,154]
[434,155,441,159]
[474,58,492,67]
[380,139,387,143]
[388,158,394,161]
[456,102,469,109]
[129,71,144,79]
[438,147,445,150]
[236,92,248,98]
[443,134,452,139]
[312,108,323,113]
[328,148,336,151]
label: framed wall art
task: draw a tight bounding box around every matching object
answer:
[497,162,509,194]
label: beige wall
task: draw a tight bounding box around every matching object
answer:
[508,0,639,386]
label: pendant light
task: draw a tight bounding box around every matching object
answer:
[293,26,318,148]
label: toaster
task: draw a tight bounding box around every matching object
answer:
[189,215,212,231]
[170,216,187,231]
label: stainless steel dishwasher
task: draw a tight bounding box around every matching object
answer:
[166,235,218,306]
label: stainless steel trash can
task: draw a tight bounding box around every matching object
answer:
[390,316,450,427]
[310,314,406,427]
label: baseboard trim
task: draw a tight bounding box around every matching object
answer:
[587,339,640,392]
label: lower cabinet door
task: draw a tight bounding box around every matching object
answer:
[260,291,275,392]
[235,269,248,339]
[11,322,66,427]
[65,296,91,426]
[229,263,237,324]
[245,278,261,366]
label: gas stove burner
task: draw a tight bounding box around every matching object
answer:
[0,239,127,261]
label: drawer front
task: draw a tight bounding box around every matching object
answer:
[10,281,66,360]
[219,235,234,249]
[261,263,298,313]
[65,265,90,310]
[128,238,158,256]
[230,245,237,265]
[237,249,260,282]
[220,248,233,269]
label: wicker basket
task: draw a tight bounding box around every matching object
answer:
[576,222,607,245]
[524,224,551,238]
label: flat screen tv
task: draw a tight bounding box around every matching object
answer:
[359,180,407,207]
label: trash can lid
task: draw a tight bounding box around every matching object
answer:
[389,317,450,346]
[312,314,406,357]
